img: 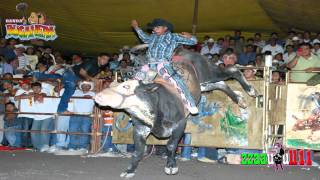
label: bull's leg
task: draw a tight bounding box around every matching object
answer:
[201,81,247,108]
[213,66,258,97]
[120,123,150,178]
[164,120,186,175]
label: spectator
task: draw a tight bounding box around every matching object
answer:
[262,38,284,56]
[234,36,245,55]
[222,35,231,49]
[200,38,221,59]
[14,79,33,147]
[121,52,133,66]
[2,80,17,104]
[3,73,14,80]
[312,41,320,56]
[217,38,224,49]
[29,82,53,152]
[68,81,95,153]
[211,53,222,65]
[25,46,38,71]
[243,65,258,80]
[201,35,210,47]
[287,43,320,82]
[3,102,21,147]
[272,53,286,69]
[271,71,285,85]
[47,56,65,75]
[118,60,134,81]
[2,58,14,75]
[233,30,241,41]
[303,31,312,44]
[296,32,304,43]
[255,54,264,67]
[109,53,120,71]
[14,44,31,74]
[222,48,237,66]
[237,44,256,65]
[283,45,296,64]
[79,53,110,82]
[312,33,320,45]
[254,33,266,49]
[71,54,83,78]
[118,46,135,63]
[0,38,16,60]
[270,32,284,46]
[291,36,300,51]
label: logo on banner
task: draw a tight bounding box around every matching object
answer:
[5,11,57,41]
[241,142,312,170]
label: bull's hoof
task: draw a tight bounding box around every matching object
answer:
[120,172,135,178]
[164,166,179,175]
[247,86,258,97]
[237,96,247,109]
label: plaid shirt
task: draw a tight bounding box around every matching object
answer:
[135,27,197,62]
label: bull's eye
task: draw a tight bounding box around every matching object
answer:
[123,85,130,89]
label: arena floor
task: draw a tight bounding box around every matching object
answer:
[0,151,319,180]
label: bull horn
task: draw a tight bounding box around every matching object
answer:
[130,44,149,53]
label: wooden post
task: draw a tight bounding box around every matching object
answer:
[191,0,199,35]
[90,80,103,153]
[263,57,272,152]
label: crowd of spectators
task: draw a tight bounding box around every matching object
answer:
[0,29,319,161]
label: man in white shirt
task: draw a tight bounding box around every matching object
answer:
[200,38,221,59]
[68,81,95,153]
[14,79,33,147]
[14,44,31,74]
[262,39,284,56]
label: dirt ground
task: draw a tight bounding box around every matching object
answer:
[0,151,319,180]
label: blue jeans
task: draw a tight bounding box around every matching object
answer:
[31,118,53,150]
[53,116,70,148]
[33,69,78,113]
[198,147,218,160]
[101,125,116,151]
[156,63,197,108]
[68,116,92,149]
[18,117,33,147]
[181,133,192,160]
[181,133,218,160]
[4,123,22,147]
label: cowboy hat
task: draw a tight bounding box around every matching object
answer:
[244,65,257,73]
[207,38,214,43]
[120,45,131,53]
[14,44,28,50]
[146,18,174,32]
[79,81,94,91]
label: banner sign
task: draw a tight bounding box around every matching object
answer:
[5,24,57,41]
[4,11,58,41]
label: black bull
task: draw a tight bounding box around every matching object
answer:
[94,49,258,178]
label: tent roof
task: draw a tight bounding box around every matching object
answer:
[1,0,319,55]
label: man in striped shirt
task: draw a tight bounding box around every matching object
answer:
[132,18,199,114]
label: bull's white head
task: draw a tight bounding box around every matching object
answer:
[94,80,155,125]
[95,80,140,108]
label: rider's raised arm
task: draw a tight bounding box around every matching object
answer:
[174,32,197,46]
[134,27,152,44]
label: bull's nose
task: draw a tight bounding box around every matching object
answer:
[94,94,102,102]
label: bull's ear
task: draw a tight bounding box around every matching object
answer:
[144,84,160,93]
